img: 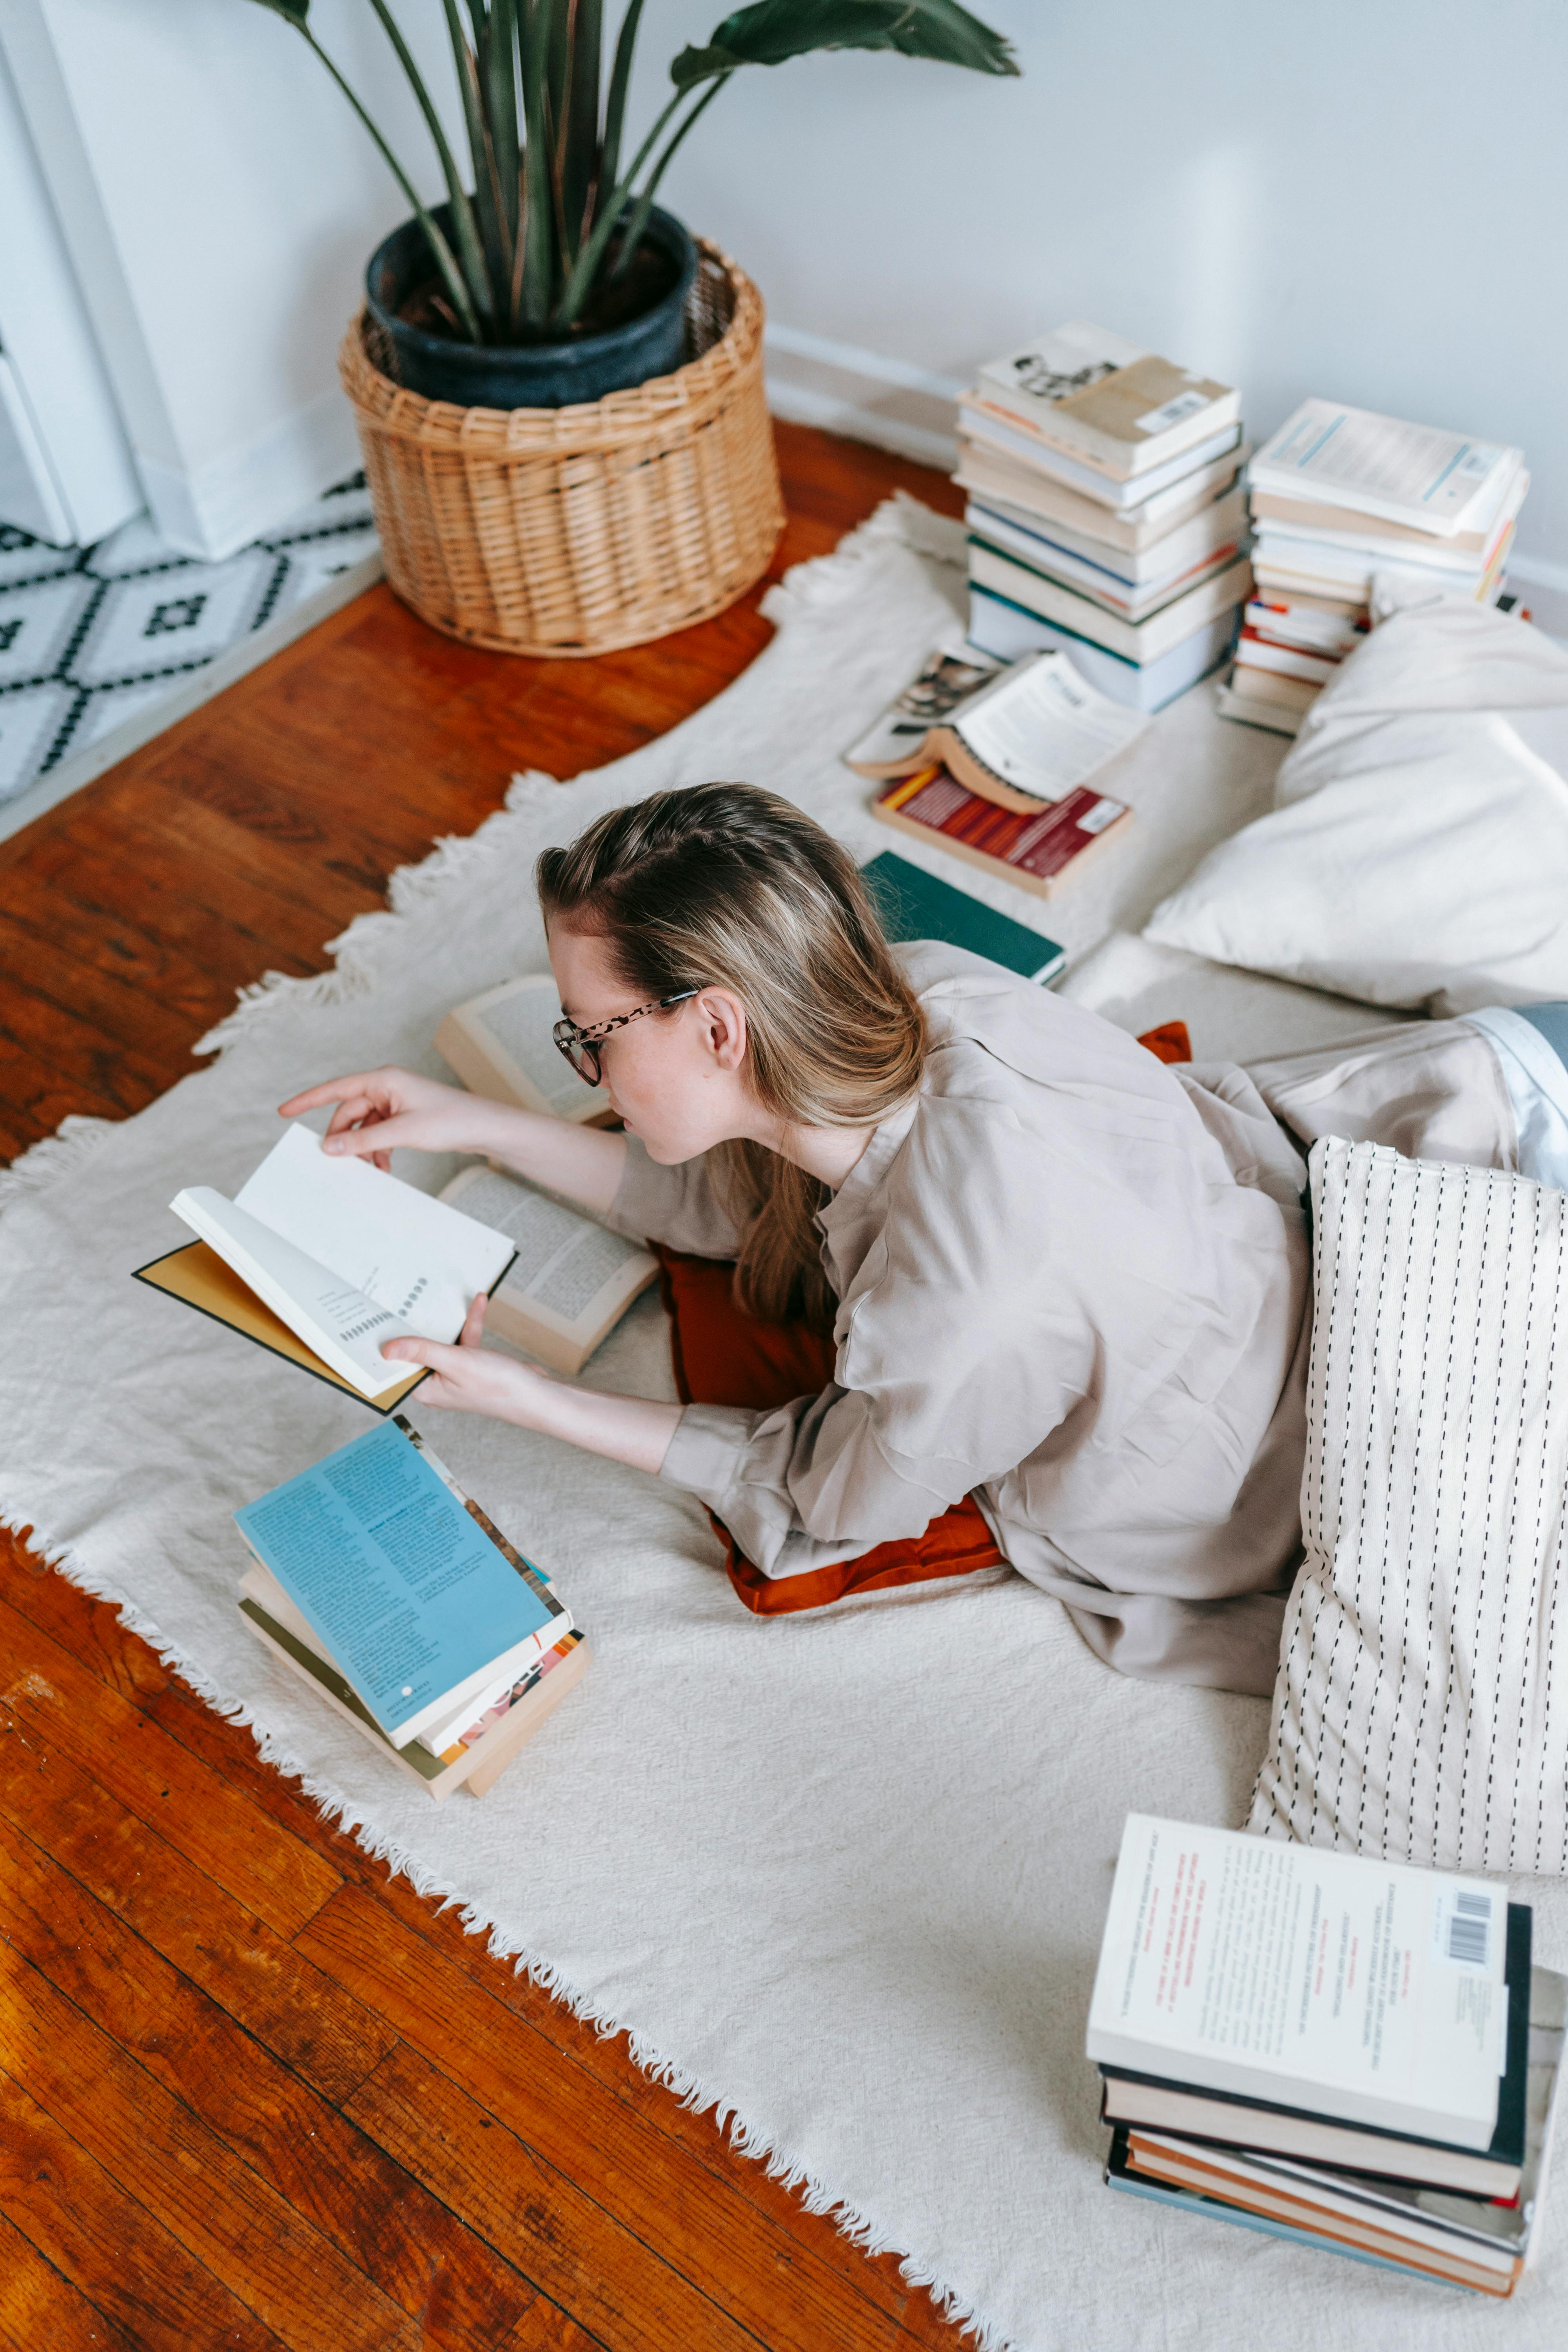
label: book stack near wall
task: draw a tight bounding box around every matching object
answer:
[955,323,1253,710]
[1222,399,1528,735]
[1088,1818,1565,2295]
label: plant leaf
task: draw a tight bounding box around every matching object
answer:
[599,0,645,198]
[671,0,1018,90]
[242,0,312,24]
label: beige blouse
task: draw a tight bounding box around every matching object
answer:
[609,943,1326,1697]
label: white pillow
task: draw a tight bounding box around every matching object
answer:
[1146,601,1568,1016]
[1248,1136,1568,1873]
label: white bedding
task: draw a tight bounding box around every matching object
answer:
[1145,599,1568,1014]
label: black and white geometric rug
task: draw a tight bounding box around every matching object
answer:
[0,474,380,832]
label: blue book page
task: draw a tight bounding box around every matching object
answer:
[234,1421,552,1739]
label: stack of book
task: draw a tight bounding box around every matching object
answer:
[237,1416,588,1802]
[955,322,1253,710]
[847,641,1145,899]
[1089,1817,1564,2294]
[1223,397,1528,734]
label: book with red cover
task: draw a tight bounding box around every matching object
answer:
[871,764,1131,899]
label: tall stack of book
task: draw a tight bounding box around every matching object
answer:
[1088,1818,1565,2295]
[1222,398,1528,734]
[956,323,1253,710]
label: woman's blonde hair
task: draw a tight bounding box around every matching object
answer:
[536,782,926,1327]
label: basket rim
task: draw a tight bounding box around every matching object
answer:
[339,240,764,454]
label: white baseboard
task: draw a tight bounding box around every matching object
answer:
[764,323,960,473]
[138,384,363,564]
[0,548,383,846]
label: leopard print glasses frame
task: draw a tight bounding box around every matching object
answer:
[552,987,705,1087]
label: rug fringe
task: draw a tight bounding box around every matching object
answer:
[1,1488,1012,2352]
[0,1114,117,1221]
[760,490,963,629]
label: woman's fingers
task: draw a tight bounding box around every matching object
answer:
[322,1115,420,1158]
[458,1291,489,1347]
[278,1073,385,1118]
[381,1334,443,1367]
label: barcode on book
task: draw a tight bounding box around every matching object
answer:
[1447,1891,1492,1966]
[1434,1887,1494,1972]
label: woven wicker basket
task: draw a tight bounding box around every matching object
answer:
[339,243,784,657]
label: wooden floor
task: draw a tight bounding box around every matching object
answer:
[0,423,971,2351]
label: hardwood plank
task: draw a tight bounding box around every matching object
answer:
[301,1886,918,2352]
[0,1596,341,1938]
[0,1815,545,2351]
[354,1867,966,2348]
[1,1954,418,2352]
[0,908,201,1077]
[0,1534,172,1705]
[0,1671,393,2101]
[0,891,219,1054]
[0,2068,283,2352]
[345,2041,759,2352]
[14,809,329,991]
[0,2212,134,2351]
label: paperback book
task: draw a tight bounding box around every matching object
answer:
[138,1121,516,1407]
[846,644,1147,811]
[235,1415,588,1800]
[436,973,619,1125]
[860,849,1065,985]
[871,766,1131,899]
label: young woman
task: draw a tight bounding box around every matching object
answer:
[281,782,1564,1697]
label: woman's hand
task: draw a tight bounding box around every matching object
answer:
[278,1066,494,1172]
[382,1292,558,1415]
[384,1293,681,1474]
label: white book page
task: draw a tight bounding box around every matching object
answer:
[463,976,588,1118]
[236,1123,514,1342]
[953,652,1149,797]
[170,1185,414,1396]
[1254,399,1517,534]
[442,1165,653,1336]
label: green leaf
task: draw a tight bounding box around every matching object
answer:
[671,0,1018,91]
[242,0,312,24]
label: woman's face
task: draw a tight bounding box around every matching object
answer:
[547,924,756,1164]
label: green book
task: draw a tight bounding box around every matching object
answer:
[860,849,1066,985]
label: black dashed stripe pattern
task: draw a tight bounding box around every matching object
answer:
[1247,1138,1568,1873]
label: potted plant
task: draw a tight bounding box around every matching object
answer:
[249,0,1018,407]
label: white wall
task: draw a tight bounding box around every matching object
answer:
[4,0,462,557]
[633,0,1568,590]
[7,0,1564,580]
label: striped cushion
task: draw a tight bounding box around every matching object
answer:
[1249,1136,1568,1873]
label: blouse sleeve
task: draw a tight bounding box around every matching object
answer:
[603,1135,748,1259]
[660,1384,976,1579]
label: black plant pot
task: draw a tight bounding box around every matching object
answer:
[365,203,697,410]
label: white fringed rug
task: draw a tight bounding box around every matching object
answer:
[5,500,1566,2352]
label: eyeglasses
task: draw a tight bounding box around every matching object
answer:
[552,987,704,1087]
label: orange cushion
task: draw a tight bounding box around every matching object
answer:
[653,1018,1189,1615]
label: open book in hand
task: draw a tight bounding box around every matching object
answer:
[138,1121,518,1408]
[846,644,1148,814]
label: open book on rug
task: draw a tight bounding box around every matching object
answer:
[436,972,617,1124]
